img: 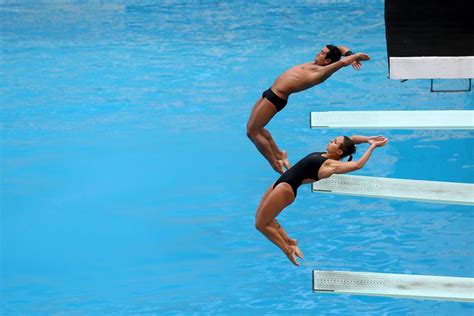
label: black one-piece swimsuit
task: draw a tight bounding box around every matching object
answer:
[273,152,328,197]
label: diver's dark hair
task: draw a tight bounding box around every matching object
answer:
[340,136,356,161]
[326,44,342,64]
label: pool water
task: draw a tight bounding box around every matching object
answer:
[1,1,473,314]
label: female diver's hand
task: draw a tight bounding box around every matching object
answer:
[367,135,385,143]
[369,137,389,147]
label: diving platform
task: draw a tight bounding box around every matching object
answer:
[312,270,474,302]
[310,110,474,129]
[312,175,474,205]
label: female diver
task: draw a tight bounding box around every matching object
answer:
[255,135,389,266]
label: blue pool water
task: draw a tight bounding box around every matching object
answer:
[1,1,473,314]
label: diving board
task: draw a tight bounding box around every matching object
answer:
[310,110,474,129]
[312,175,474,205]
[389,57,474,79]
[385,0,474,80]
[313,270,474,302]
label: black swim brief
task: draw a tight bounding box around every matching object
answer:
[262,87,288,112]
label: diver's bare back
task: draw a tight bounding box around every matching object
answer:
[271,62,331,98]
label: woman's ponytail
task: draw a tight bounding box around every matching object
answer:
[340,136,357,161]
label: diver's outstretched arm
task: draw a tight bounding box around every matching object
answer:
[350,135,386,145]
[323,137,389,175]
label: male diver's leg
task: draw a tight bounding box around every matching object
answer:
[261,128,291,169]
[255,183,299,266]
[247,98,283,173]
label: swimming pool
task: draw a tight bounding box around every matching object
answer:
[1,1,473,314]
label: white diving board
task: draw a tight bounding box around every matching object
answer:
[312,175,474,205]
[310,110,474,129]
[389,56,474,79]
[313,270,474,302]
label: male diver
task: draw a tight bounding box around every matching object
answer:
[246,45,370,174]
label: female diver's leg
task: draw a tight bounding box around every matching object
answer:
[255,183,299,266]
[255,185,302,257]
[255,185,275,219]
[272,219,303,259]
[256,186,303,259]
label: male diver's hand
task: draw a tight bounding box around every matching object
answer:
[352,60,362,70]
[352,53,370,70]
[355,53,370,61]
[342,52,370,68]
